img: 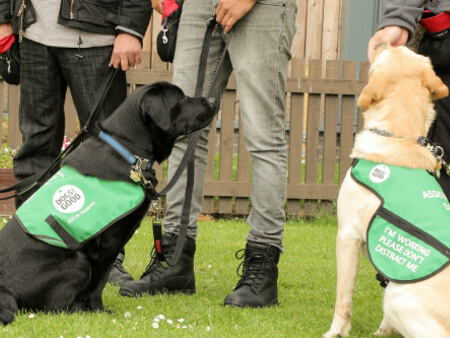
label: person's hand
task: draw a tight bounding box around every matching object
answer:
[152,0,163,15]
[109,33,142,71]
[367,26,409,63]
[0,23,13,40]
[216,0,257,34]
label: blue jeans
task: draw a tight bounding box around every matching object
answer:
[13,39,127,200]
[163,0,297,251]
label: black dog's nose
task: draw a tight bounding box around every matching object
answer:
[207,97,216,107]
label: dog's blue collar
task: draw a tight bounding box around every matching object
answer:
[98,131,154,171]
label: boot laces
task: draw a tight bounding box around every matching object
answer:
[235,248,271,288]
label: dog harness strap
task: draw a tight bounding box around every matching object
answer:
[98,131,154,170]
[98,130,156,188]
[45,215,81,251]
[99,131,137,164]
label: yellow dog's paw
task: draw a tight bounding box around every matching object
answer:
[324,329,347,338]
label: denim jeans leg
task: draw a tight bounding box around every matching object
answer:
[230,0,296,250]
[162,0,233,238]
[13,40,125,202]
[13,39,67,183]
[57,45,127,126]
[163,0,296,249]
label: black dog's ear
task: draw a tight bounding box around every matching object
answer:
[140,82,184,131]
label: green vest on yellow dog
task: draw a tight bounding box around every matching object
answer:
[351,159,450,283]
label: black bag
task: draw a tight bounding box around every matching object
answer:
[157,0,184,63]
[0,36,20,85]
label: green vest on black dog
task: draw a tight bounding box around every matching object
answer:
[15,166,145,250]
[351,159,450,283]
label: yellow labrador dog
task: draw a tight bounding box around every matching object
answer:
[325,45,450,337]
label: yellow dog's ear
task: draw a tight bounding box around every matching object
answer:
[422,65,449,101]
[357,70,387,109]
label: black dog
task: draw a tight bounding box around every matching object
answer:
[0,82,216,325]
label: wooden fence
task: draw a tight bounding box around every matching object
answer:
[0,58,369,217]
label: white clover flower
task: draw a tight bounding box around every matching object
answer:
[124,311,131,319]
[152,322,159,329]
[28,314,35,319]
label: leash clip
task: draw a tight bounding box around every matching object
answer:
[130,158,150,186]
[153,199,162,221]
[131,157,154,187]
[152,199,170,267]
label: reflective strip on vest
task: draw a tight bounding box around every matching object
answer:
[15,166,145,249]
[351,159,450,283]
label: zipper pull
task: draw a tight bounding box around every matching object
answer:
[18,1,26,43]
[17,1,26,16]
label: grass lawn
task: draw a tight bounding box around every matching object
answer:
[0,216,398,338]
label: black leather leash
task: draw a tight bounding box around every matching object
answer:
[153,17,232,266]
[0,67,119,200]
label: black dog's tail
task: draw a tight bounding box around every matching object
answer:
[0,285,18,325]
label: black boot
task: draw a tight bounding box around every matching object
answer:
[108,252,134,286]
[224,241,280,308]
[119,233,196,297]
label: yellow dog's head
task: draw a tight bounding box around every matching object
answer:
[357,45,448,110]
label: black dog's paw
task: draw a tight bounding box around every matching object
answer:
[0,309,16,326]
[0,288,18,325]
